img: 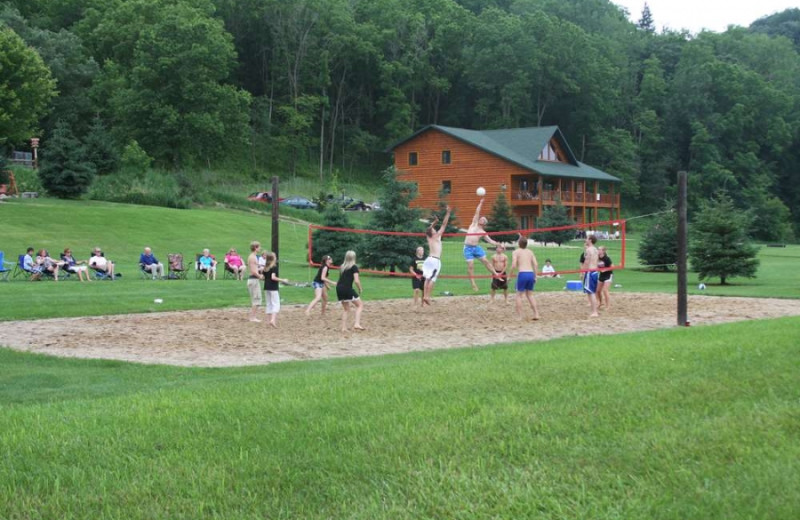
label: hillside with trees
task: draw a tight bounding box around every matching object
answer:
[2,0,800,238]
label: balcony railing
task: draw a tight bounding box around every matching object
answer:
[512,190,619,205]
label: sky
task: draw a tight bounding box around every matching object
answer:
[612,0,797,33]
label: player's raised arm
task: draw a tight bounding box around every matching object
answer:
[471,198,484,226]
[437,206,451,238]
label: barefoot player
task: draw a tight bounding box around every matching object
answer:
[510,235,540,320]
[582,235,600,317]
[246,241,264,322]
[490,244,509,303]
[422,206,451,306]
[463,197,498,291]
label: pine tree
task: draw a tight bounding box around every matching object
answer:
[486,192,517,243]
[84,116,119,175]
[689,195,760,285]
[637,3,655,33]
[38,120,95,199]
[311,204,362,265]
[361,168,424,271]
[536,202,575,246]
[638,203,678,271]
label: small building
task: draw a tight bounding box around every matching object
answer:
[388,125,621,228]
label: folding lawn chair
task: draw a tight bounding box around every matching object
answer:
[194,254,204,280]
[12,254,42,280]
[223,261,237,280]
[12,254,27,280]
[0,251,13,281]
[168,253,188,280]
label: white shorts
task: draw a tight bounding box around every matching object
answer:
[422,256,441,282]
[265,290,280,314]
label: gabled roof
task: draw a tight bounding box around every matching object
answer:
[387,125,621,183]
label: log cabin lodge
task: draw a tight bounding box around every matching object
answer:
[388,125,621,229]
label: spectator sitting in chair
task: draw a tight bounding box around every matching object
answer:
[541,259,559,278]
[225,248,245,280]
[61,247,91,282]
[36,249,62,281]
[198,248,217,280]
[139,247,164,280]
[89,247,116,280]
[23,247,43,280]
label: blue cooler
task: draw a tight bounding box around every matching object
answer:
[565,280,582,291]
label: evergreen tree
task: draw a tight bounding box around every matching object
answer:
[536,201,575,246]
[637,3,655,33]
[689,195,760,285]
[38,120,95,199]
[486,192,517,243]
[430,186,459,234]
[361,168,424,271]
[638,204,678,271]
[84,116,119,175]
[311,204,362,265]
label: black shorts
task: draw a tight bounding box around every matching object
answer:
[491,272,508,290]
[336,286,359,302]
[412,276,424,290]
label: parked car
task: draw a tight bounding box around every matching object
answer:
[247,192,285,203]
[280,196,318,210]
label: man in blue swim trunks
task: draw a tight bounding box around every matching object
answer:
[510,235,540,320]
[464,197,499,291]
[582,235,600,318]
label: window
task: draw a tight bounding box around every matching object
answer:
[441,150,451,164]
[521,215,531,230]
[538,140,565,162]
[441,180,451,194]
[408,152,418,166]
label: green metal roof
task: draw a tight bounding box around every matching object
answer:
[388,125,621,183]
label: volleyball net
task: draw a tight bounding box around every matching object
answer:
[308,219,626,280]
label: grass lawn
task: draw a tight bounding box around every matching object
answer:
[1,317,799,518]
[2,198,798,320]
[2,198,799,518]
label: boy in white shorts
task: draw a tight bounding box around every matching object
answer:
[422,206,451,306]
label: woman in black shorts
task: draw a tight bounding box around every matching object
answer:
[597,246,613,310]
[336,250,364,332]
[306,255,334,315]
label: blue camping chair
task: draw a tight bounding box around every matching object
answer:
[0,251,13,281]
[12,254,34,280]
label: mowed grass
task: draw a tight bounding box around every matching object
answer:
[2,198,798,321]
[1,317,799,519]
[2,199,799,518]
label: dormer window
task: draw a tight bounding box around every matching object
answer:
[408,152,418,166]
[538,143,560,162]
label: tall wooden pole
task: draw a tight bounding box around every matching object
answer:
[271,176,280,260]
[677,170,688,326]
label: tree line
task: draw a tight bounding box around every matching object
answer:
[2,0,800,239]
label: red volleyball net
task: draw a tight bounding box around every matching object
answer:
[308,219,626,280]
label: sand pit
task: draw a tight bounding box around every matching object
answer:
[1,292,799,367]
